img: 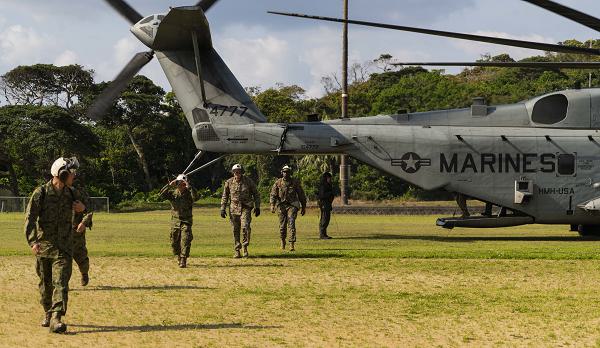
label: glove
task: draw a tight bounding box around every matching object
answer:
[254,208,261,217]
[301,207,306,216]
[220,209,227,219]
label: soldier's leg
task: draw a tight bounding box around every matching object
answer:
[231,214,242,252]
[288,207,299,243]
[73,237,90,276]
[278,206,288,242]
[241,209,252,247]
[36,257,53,313]
[180,223,193,258]
[323,209,331,236]
[170,220,182,256]
[50,254,72,316]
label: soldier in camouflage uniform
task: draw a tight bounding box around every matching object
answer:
[220,164,261,258]
[72,179,93,286]
[270,165,306,251]
[25,157,86,334]
[159,174,198,268]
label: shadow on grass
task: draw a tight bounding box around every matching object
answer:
[254,252,345,259]
[189,263,285,268]
[338,234,592,242]
[71,322,281,334]
[73,285,214,292]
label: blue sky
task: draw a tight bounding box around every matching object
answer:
[1,0,599,97]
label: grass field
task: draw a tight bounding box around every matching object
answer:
[2,208,600,347]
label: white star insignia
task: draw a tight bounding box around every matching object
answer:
[403,153,418,170]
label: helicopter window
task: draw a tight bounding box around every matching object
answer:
[140,16,154,24]
[531,94,568,125]
[157,15,165,20]
[557,154,575,175]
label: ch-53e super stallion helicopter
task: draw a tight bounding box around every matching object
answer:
[90,0,600,236]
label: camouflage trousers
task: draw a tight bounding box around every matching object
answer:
[278,204,299,243]
[171,220,193,258]
[36,253,72,315]
[230,208,252,251]
[73,234,89,275]
[319,207,332,237]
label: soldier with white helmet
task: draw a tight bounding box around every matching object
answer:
[270,165,306,251]
[25,157,87,333]
[221,163,261,258]
[159,173,198,268]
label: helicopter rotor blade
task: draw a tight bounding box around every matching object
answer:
[86,51,154,121]
[392,61,600,69]
[195,0,220,12]
[104,0,143,24]
[267,11,600,56]
[522,0,600,33]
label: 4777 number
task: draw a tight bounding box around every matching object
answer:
[208,104,248,117]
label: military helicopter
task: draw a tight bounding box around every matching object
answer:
[90,0,600,236]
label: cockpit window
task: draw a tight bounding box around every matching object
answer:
[157,15,165,21]
[140,16,154,24]
[531,94,568,124]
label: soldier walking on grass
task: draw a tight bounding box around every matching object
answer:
[220,164,261,258]
[72,178,93,286]
[270,165,306,251]
[25,157,86,334]
[159,174,198,268]
[318,172,334,239]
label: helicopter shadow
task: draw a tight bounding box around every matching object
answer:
[338,234,592,243]
[73,285,214,292]
[70,322,281,334]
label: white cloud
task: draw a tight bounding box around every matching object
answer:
[54,50,79,66]
[452,31,556,60]
[114,36,142,66]
[0,25,48,65]
[216,26,291,89]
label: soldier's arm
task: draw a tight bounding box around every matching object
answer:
[296,180,307,208]
[190,186,199,202]
[269,181,279,207]
[250,179,260,209]
[24,188,42,247]
[80,190,94,229]
[220,180,230,210]
[159,183,174,201]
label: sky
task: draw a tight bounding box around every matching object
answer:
[1,0,600,98]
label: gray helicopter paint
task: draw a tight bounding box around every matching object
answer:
[139,6,600,228]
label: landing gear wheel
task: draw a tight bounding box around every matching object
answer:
[577,225,600,239]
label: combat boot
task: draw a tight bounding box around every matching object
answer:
[81,273,89,286]
[41,312,51,327]
[49,312,67,334]
[242,246,249,258]
[280,240,286,250]
[233,250,241,258]
[290,242,295,252]
[177,255,181,265]
[179,257,187,268]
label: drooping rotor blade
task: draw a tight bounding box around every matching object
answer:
[267,11,600,56]
[391,61,600,69]
[104,0,143,24]
[522,0,600,33]
[196,0,220,12]
[87,51,154,121]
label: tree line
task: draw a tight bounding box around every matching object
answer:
[1,39,599,205]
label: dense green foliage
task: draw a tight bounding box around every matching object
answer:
[2,41,600,203]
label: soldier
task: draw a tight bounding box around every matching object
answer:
[159,174,198,268]
[270,165,306,251]
[72,178,93,286]
[318,172,334,239]
[220,164,261,258]
[25,157,86,334]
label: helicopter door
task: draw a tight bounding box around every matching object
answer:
[592,94,600,129]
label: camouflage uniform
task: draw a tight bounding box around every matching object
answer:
[72,186,93,278]
[221,176,260,252]
[270,177,306,243]
[25,181,82,317]
[159,184,198,258]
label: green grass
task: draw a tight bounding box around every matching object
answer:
[3,209,600,347]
